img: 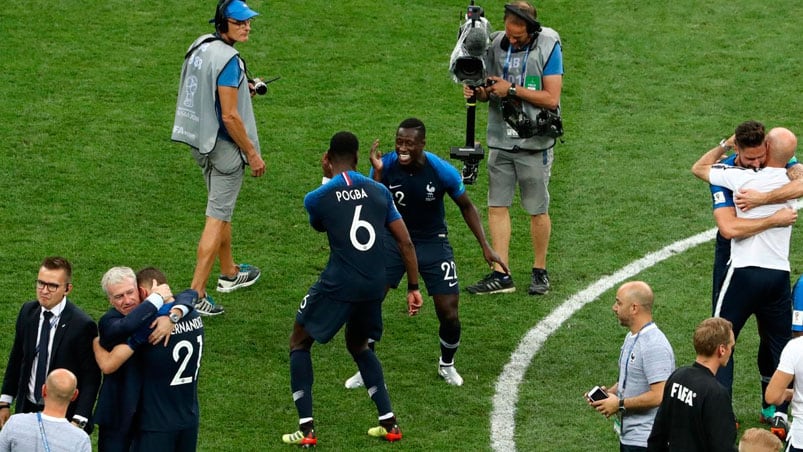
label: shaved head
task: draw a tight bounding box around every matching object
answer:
[767,127,798,166]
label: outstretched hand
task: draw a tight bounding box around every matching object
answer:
[369,139,383,173]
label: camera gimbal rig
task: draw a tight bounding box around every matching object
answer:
[449,1,487,185]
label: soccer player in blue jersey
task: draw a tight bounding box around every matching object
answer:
[281,131,423,447]
[342,118,507,389]
[93,269,202,452]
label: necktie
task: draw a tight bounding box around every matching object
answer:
[33,311,54,404]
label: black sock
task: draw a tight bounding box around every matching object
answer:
[289,349,314,420]
[439,319,461,365]
[380,416,397,429]
[354,349,393,416]
[300,420,314,435]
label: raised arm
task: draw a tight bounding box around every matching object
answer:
[368,139,384,182]
[691,143,729,182]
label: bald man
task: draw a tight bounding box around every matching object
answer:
[693,122,798,438]
[586,281,675,451]
[0,369,90,451]
[735,127,802,210]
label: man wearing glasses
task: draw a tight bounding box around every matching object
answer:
[0,256,100,434]
[172,0,266,316]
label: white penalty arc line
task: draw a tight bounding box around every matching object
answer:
[490,227,718,451]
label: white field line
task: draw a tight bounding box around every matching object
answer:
[490,227,718,451]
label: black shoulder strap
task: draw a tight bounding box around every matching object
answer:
[184,36,223,60]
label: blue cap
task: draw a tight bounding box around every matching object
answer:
[226,0,259,21]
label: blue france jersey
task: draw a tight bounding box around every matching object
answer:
[137,310,204,432]
[304,170,401,302]
[372,151,465,239]
[710,154,737,210]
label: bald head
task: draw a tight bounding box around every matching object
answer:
[45,368,78,404]
[767,127,797,167]
[617,281,654,312]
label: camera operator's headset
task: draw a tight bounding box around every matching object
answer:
[214,0,235,33]
[501,3,542,50]
[184,0,232,59]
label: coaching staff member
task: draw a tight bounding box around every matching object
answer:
[0,256,100,434]
[463,1,563,297]
[172,0,266,316]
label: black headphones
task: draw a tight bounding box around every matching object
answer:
[504,3,541,37]
[214,0,235,33]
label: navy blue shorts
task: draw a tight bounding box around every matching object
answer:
[385,236,459,295]
[296,285,383,344]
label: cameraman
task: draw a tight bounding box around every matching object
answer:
[172,0,266,316]
[462,1,562,296]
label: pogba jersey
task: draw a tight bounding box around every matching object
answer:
[304,170,402,302]
[373,151,465,240]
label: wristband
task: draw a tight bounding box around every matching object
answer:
[719,138,733,152]
[618,397,626,414]
[407,283,419,291]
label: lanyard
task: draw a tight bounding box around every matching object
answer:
[37,412,51,452]
[620,322,654,394]
[503,44,530,85]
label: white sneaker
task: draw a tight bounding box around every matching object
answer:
[438,364,464,386]
[344,371,364,389]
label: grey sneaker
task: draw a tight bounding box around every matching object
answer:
[466,272,515,295]
[195,294,225,316]
[217,263,261,293]
[528,269,550,295]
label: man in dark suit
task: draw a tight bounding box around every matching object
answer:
[0,256,100,434]
[93,266,189,452]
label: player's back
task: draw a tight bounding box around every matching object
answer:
[138,310,205,432]
[304,171,401,302]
